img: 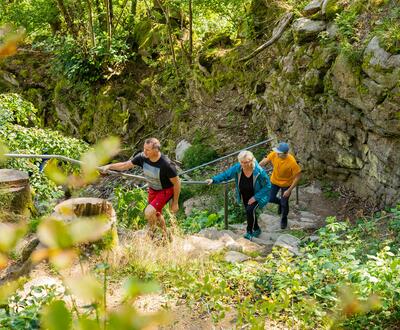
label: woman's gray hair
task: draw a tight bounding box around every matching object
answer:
[238,150,255,167]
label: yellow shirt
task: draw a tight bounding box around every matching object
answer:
[265,151,301,187]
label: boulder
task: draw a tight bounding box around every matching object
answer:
[331,54,380,112]
[273,234,301,256]
[322,0,344,19]
[183,196,213,216]
[303,0,323,16]
[302,183,322,195]
[258,213,281,232]
[236,238,268,255]
[175,140,192,162]
[198,228,238,240]
[292,18,326,43]
[362,37,400,89]
[224,251,250,263]
[326,22,339,38]
[186,236,225,252]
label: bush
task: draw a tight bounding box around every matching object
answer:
[0,93,88,200]
[182,144,218,169]
[0,284,64,330]
[113,186,147,229]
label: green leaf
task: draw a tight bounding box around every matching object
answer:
[123,278,160,301]
[77,317,101,330]
[37,217,73,248]
[69,216,110,244]
[44,159,68,185]
[81,136,120,183]
[0,223,27,253]
[41,300,72,330]
[65,275,103,304]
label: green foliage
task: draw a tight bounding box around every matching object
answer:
[164,208,400,328]
[51,35,131,82]
[182,144,218,169]
[0,93,40,127]
[0,0,59,37]
[0,93,88,200]
[0,123,88,200]
[0,284,63,330]
[180,209,224,233]
[113,186,147,229]
[373,7,400,53]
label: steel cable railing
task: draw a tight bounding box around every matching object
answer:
[4,138,285,229]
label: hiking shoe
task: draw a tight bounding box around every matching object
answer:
[243,232,253,240]
[253,229,261,238]
[280,217,288,229]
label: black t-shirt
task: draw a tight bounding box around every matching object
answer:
[239,170,254,205]
[131,153,177,190]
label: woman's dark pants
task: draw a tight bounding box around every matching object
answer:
[244,202,260,233]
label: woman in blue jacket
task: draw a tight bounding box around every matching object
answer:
[206,150,271,240]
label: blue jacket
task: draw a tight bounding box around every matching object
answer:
[211,161,271,208]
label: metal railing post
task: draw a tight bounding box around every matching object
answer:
[224,182,228,229]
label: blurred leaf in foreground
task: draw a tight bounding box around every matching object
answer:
[41,300,72,330]
[65,275,103,305]
[0,26,24,58]
[81,136,120,184]
[0,222,27,253]
[43,159,68,185]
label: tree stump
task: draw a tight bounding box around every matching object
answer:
[0,169,32,222]
[53,197,119,249]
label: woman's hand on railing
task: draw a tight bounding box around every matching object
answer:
[205,179,213,185]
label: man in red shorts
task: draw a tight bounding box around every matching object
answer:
[101,138,181,240]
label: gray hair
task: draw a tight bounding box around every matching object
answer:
[144,137,161,150]
[238,150,255,167]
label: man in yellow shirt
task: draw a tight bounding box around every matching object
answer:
[259,142,301,229]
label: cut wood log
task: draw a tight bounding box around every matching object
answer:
[54,197,119,248]
[238,12,294,62]
[0,169,32,221]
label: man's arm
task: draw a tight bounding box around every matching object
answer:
[259,157,271,167]
[169,176,181,213]
[101,160,134,172]
[283,172,301,198]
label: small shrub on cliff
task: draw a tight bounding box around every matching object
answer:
[182,144,218,169]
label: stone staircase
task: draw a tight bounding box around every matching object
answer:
[182,184,327,263]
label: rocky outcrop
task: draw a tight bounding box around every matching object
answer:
[292,18,326,43]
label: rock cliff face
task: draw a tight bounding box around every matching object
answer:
[236,1,400,206]
[0,1,399,206]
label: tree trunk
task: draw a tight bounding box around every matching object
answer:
[95,0,107,32]
[86,0,96,47]
[103,0,114,51]
[154,0,179,75]
[55,0,79,39]
[188,0,193,65]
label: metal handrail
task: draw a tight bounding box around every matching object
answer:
[4,137,300,231]
[178,138,273,175]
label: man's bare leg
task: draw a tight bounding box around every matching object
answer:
[144,205,158,238]
[155,212,168,240]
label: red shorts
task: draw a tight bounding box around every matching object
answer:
[148,187,174,214]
